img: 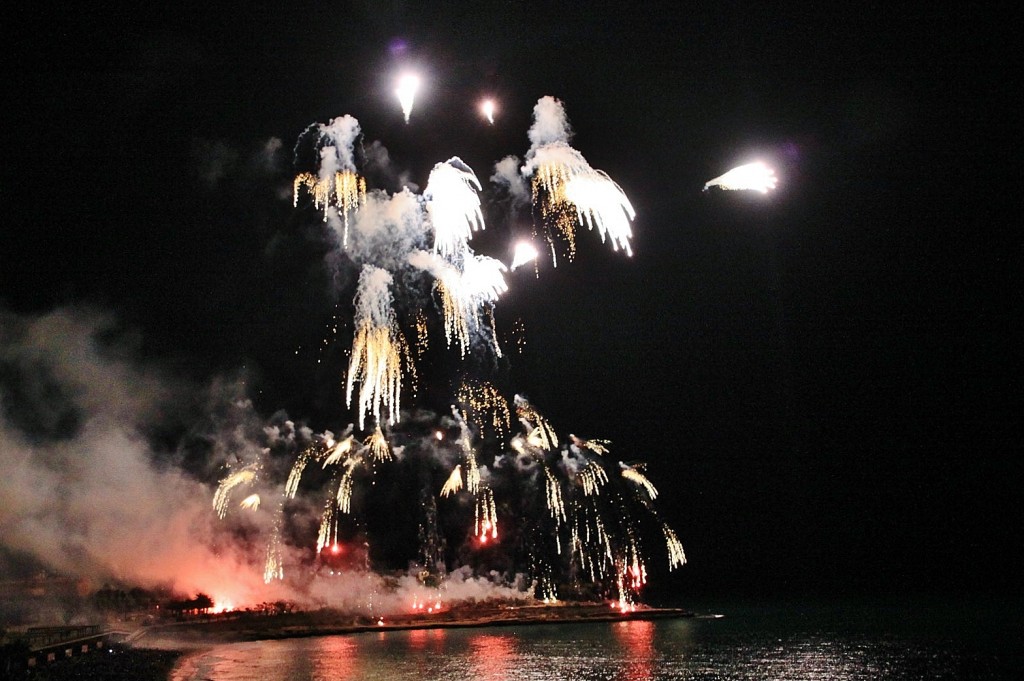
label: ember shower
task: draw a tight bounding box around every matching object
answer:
[213,95,685,611]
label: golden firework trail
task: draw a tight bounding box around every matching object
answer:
[544,466,567,525]
[239,493,261,511]
[663,524,687,570]
[264,512,285,583]
[345,266,411,430]
[285,446,314,499]
[293,170,367,243]
[620,463,658,500]
[364,426,391,462]
[474,487,498,542]
[514,395,558,451]
[577,461,609,496]
[414,309,429,359]
[322,435,355,468]
[570,434,611,455]
[704,161,778,193]
[440,465,463,497]
[317,499,339,554]
[213,466,257,519]
[437,276,471,357]
[457,380,511,440]
[336,452,364,514]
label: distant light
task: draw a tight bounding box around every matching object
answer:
[396,74,420,123]
[510,241,539,271]
[435,430,444,441]
[480,99,496,124]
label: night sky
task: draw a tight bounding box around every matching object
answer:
[3,3,1017,602]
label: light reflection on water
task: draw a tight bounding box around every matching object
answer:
[169,604,1016,681]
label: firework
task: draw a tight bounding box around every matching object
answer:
[522,98,636,264]
[264,512,285,583]
[577,461,609,496]
[544,467,567,524]
[663,524,687,570]
[337,452,364,514]
[515,395,558,451]
[345,266,410,430]
[322,435,355,468]
[213,466,257,519]
[570,434,611,456]
[239,493,261,511]
[396,73,419,123]
[475,487,498,542]
[509,241,539,271]
[364,426,391,462]
[704,161,778,193]
[425,158,486,260]
[292,114,367,245]
[620,463,658,500]
[440,465,463,497]
[481,99,496,124]
[457,380,511,440]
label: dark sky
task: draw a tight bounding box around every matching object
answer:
[3,2,1018,600]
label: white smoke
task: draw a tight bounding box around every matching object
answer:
[0,307,296,609]
[490,155,530,207]
[526,96,573,149]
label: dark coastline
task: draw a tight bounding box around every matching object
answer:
[15,604,693,680]
[138,602,695,646]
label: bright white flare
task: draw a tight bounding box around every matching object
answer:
[526,143,635,262]
[396,74,419,123]
[481,99,496,124]
[564,171,635,256]
[425,158,485,260]
[510,241,539,271]
[704,161,778,193]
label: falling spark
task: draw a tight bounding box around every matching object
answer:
[570,434,611,455]
[414,309,429,359]
[544,467,567,524]
[285,446,313,499]
[578,461,609,496]
[704,161,778,193]
[239,494,261,511]
[264,514,285,583]
[345,266,410,430]
[337,453,363,514]
[213,467,257,519]
[620,463,658,500]
[440,465,463,497]
[515,395,558,451]
[481,99,496,124]
[364,426,392,462]
[475,487,498,541]
[293,170,367,241]
[509,241,539,271]
[396,73,419,123]
[457,380,511,440]
[663,524,687,570]
[322,435,355,468]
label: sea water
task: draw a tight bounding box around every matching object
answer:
[168,598,1018,680]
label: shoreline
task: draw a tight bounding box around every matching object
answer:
[136,602,696,646]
